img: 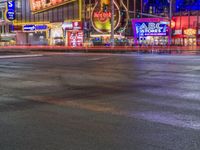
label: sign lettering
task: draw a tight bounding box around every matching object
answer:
[135,22,168,36]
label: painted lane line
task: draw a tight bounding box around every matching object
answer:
[88,56,111,61]
[0,54,43,59]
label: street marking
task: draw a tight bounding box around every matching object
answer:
[88,56,111,61]
[0,54,43,59]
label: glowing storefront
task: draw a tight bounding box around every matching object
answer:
[173,0,200,46]
[90,0,129,46]
[172,16,200,46]
[132,18,170,46]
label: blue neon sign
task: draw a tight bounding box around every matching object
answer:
[23,25,36,31]
[35,25,48,30]
[7,0,15,10]
[135,22,168,37]
[6,0,15,21]
[23,25,48,32]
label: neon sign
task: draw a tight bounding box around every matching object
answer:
[93,12,111,23]
[91,0,121,33]
[30,0,75,13]
[135,22,168,36]
[63,21,82,30]
[6,0,15,21]
[67,31,83,47]
[184,29,196,36]
[23,25,48,32]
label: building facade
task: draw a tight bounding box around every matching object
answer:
[4,0,82,46]
[172,0,200,46]
[131,0,200,46]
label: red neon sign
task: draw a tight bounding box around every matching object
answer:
[93,12,111,23]
[68,31,83,47]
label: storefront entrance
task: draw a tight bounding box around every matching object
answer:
[184,37,196,46]
[139,36,168,46]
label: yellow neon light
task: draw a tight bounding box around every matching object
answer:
[184,28,196,36]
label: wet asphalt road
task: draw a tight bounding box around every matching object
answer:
[0,53,200,150]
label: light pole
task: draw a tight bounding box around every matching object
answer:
[110,0,114,46]
[169,0,173,46]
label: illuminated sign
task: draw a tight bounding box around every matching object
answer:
[91,0,121,33]
[23,25,48,32]
[184,28,196,36]
[30,0,75,13]
[67,31,83,47]
[35,25,48,30]
[62,21,82,30]
[6,0,15,21]
[23,25,35,31]
[93,12,111,23]
[135,22,168,36]
[173,30,182,35]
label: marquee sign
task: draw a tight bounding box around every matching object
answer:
[6,0,15,21]
[30,0,75,13]
[135,22,168,37]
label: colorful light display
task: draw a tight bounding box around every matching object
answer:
[132,18,170,45]
[91,0,121,33]
[67,31,83,47]
[135,22,168,36]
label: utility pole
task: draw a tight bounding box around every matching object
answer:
[169,0,173,46]
[110,0,114,46]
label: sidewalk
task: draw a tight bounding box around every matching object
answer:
[0,45,200,53]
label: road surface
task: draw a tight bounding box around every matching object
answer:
[0,53,200,150]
